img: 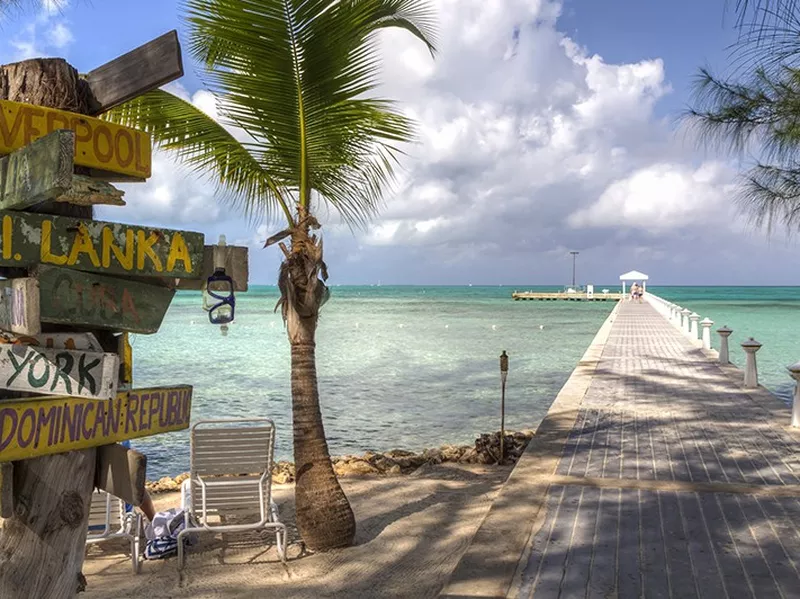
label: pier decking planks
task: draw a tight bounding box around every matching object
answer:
[441,298,800,598]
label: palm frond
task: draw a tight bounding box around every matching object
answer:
[181,0,436,227]
[104,88,294,224]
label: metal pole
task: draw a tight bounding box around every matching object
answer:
[500,351,508,464]
[570,251,579,288]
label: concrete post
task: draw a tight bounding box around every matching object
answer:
[788,361,800,428]
[681,308,691,333]
[672,305,682,325]
[717,326,733,364]
[689,313,700,339]
[741,337,762,388]
[700,317,714,350]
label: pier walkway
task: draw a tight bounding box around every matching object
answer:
[442,299,800,599]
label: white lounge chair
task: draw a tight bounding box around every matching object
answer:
[86,490,142,573]
[177,418,287,569]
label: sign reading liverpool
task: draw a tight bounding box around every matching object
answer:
[0,99,151,179]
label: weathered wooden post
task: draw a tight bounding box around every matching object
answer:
[0,33,210,599]
[788,361,800,428]
[717,325,733,364]
[741,337,762,388]
[700,317,714,350]
[689,313,700,340]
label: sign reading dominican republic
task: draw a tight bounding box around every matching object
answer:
[0,210,204,278]
[0,385,193,462]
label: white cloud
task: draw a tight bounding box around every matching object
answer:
[567,162,737,231]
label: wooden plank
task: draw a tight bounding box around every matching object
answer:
[175,245,249,291]
[55,175,125,207]
[0,462,12,517]
[0,345,119,399]
[0,210,204,278]
[85,30,184,115]
[0,99,152,180]
[118,333,133,388]
[0,278,40,335]
[0,332,103,352]
[0,385,193,462]
[95,443,146,506]
[0,130,73,211]
[36,265,176,334]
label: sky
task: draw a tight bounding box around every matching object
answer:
[0,0,798,286]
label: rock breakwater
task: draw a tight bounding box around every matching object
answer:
[146,430,534,493]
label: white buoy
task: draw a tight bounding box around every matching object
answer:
[491,325,497,331]
[445,324,449,329]
[539,325,544,330]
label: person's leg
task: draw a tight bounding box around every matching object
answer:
[140,490,156,522]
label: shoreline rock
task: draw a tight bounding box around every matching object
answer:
[146,429,535,494]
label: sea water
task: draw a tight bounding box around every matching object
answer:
[131,286,800,478]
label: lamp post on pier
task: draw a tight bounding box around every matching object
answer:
[499,351,508,464]
[570,251,579,288]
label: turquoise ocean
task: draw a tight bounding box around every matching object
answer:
[132,286,800,478]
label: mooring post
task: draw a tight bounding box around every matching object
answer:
[689,313,700,340]
[717,326,733,364]
[741,338,762,388]
[788,361,800,428]
[700,317,714,350]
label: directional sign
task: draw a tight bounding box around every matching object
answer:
[86,30,184,115]
[0,98,152,180]
[0,278,40,335]
[0,345,119,399]
[0,130,72,210]
[0,331,103,352]
[37,265,176,334]
[0,385,193,462]
[0,210,204,278]
[175,245,249,291]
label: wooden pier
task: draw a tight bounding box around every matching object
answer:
[512,291,622,301]
[442,297,800,598]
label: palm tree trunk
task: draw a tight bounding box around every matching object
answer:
[282,224,355,551]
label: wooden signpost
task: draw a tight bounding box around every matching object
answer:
[0,31,217,599]
[37,265,176,334]
[0,385,193,462]
[0,345,119,399]
[0,278,39,335]
[0,210,204,278]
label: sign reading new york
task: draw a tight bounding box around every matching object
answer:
[0,99,151,179]
[0,211,204,278]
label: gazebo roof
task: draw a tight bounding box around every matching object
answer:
[619,270,649,281]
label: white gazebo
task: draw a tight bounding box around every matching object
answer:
[619,270,649,295]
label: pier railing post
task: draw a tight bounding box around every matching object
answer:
[741,338,762,388]
[717,326,733,364]
[672,305,682,326]
[689,313,700,340]
[700,317,714,350]
[681,308,691,333]
[789,361,800,428]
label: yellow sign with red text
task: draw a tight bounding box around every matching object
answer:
[0,99,151,179]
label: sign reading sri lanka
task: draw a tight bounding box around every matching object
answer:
[0,99,151,179]
[0,211,204,278]
[0,385,193,462]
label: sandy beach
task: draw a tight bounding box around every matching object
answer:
[82,462,512,598]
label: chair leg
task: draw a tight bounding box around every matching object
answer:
[177,528,188,570]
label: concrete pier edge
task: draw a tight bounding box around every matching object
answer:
[439,300,623,599]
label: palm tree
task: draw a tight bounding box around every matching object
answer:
[687,1,800,232]
[107,0,436,551]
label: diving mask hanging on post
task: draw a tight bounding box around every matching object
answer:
[202,235,236,336]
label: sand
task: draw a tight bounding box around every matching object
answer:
[82,462,512,598]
